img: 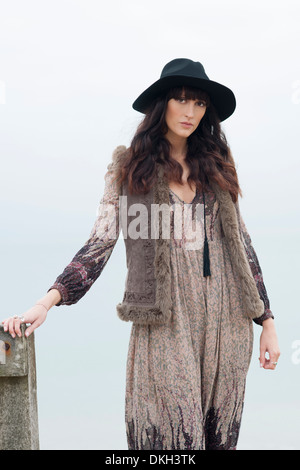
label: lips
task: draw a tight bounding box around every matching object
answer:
[180,122,193,128]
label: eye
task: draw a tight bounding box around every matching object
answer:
[177,97,186,103]
[196,100,206,107]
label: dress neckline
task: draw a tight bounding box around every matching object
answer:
[168,186,198,205]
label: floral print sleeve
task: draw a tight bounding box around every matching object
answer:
[235,199,274,326]
[47,165,120,306]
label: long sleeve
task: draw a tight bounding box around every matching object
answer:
[48,164,120,306]
[235,199,274,326]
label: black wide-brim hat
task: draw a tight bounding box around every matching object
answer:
[132,58,236,122]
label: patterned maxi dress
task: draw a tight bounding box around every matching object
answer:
[48,165,274,450]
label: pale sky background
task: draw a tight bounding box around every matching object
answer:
[0,0,299,450]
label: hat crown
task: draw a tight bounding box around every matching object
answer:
[160,58,209,81]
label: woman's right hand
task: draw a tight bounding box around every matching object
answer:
[2,304,48,338]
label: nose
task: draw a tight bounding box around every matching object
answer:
[184,102,195,118]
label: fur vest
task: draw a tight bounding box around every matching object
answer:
[109,146,264,325]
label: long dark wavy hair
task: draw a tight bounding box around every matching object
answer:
[113,86,242,203]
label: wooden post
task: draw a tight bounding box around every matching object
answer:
[0,324,39,450]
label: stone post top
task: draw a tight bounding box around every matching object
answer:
[0,324,34,377]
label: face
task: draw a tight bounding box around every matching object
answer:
[165,93,207,142]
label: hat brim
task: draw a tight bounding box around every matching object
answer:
[132,75,236,122]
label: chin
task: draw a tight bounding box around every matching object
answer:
[173,127,192,137]
[178,130,194,138]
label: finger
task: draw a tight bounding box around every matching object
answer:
[7,318,16,338]
[264,360,276,370]
[14,318,23,338]
[263,354,278,370]
[259,347,266,368]
[263,358,272,369]
[268,351,279,370]
[24,321,39,338]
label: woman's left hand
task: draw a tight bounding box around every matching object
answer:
[259,318,280,370]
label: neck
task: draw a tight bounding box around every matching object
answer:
[166,133,188,163]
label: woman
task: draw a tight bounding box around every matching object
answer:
[2,58,280,450]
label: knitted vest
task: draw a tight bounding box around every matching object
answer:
[110,146,264,325]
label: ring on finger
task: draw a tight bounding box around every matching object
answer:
[13,315,25,324]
